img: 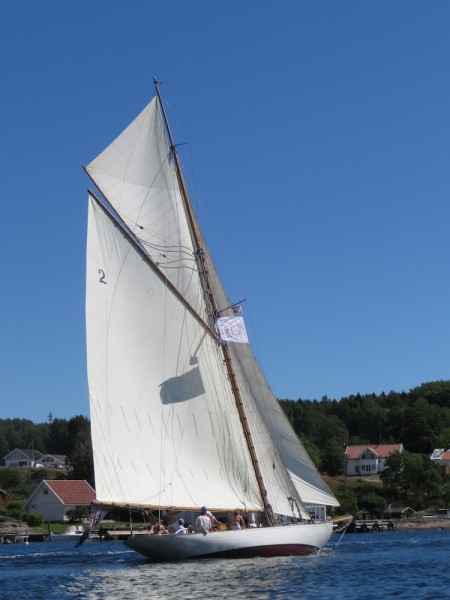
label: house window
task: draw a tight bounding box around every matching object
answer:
[361,451,373,460]
[43,488,48,495]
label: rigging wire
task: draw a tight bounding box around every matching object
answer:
[333,517,353,549]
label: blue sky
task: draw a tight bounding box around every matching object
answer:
[2,1,450,422]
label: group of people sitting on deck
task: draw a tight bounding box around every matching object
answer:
[149,506,251,535]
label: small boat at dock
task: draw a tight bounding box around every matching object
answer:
[43,525,88,543]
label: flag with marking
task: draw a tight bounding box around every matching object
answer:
[216,316,249,344]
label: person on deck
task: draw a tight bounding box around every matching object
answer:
[202,506,220,529]
[188,507,216,535]
[166,507,180,533]
[174,518,187,534]
[151,521,168,535]
[230,510,245,530]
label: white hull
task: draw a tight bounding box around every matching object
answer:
[124,522,333,561]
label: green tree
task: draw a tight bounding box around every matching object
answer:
[381,450,444,508]
[48,418,70,454]
[66,441,94,485]
[0,468,22,490]
[26,513,43,527]
[329,479,358,516]
[320,439,347,476]
[299,436,321,467]
[359,492,387,518]
[402,398,442,453]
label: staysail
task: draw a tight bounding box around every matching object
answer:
[85,84,339,519]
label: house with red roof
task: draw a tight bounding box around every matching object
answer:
[430,448,450,474]
[26,480,96,522]
[345,443,403,476]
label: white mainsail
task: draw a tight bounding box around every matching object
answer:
[86,195,262,510]
[85,86,339,521]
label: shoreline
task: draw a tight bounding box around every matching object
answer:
[394,517,450,531]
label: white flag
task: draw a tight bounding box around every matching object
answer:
[216,316,249,344]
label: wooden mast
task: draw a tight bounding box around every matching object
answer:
[154,79,273,520]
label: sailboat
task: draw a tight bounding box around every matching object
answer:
[84,79,340,561]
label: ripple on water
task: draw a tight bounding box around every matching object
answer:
[1,530,450,599]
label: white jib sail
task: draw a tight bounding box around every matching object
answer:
[86,195,263,511]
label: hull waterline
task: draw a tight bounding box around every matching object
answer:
[124,522,333,561]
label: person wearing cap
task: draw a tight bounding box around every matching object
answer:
[201,506,220,529]
[189,507,212,535]
[189,506,219,535]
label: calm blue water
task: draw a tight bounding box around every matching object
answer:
[0,529,449,599]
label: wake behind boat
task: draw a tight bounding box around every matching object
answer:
[44,525,87,543]
[83,79,339,561]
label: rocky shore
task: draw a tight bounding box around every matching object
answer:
[393,517,450,531]
[0,516,28,534]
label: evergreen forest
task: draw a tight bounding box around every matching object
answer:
[1,380,450,523]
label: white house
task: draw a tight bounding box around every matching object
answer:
[3,448,44,468]
[40,454,67,469]
[345,443,403,476]
[26,480,96,522]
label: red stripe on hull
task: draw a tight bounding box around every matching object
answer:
[194,544,319,559]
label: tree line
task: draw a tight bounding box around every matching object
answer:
[280,379,450,476]
[2,380,450,481]
[1,380,450,518]
[0,414,94,484]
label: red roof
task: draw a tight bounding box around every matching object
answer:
[45,480,96,505]
[441,451,450,461]
[345,444,402,460]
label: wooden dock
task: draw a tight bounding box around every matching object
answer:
[1,532,29,544]
[347,518,396,533]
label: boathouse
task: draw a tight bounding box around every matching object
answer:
[26,480,96,522]
[384,506,415,519]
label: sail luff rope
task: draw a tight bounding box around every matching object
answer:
[154,79,273,522]
[88,189,218,343]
